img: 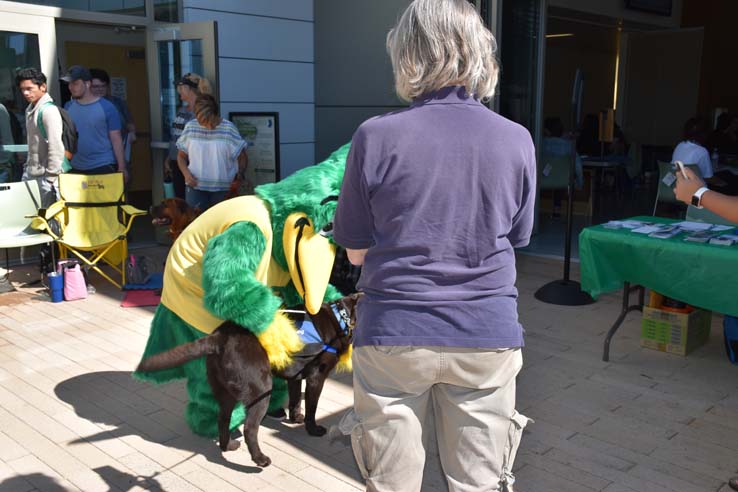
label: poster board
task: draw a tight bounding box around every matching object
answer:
[228,112,280,195]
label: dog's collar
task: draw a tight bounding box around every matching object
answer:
[329,301,353,339]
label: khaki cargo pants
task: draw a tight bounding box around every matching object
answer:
[339,346,530,492]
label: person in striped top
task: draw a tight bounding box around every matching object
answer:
[177,94,247,210]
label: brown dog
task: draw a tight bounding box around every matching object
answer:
[136,293,360,467]
[150,198,200,241]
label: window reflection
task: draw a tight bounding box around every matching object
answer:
[499,0,541,131]
[155,0,179,22]
[158,39,203,141]
[9,0,146,16]
[1,30,40,183]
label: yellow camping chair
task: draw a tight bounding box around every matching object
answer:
[32,173,146,289]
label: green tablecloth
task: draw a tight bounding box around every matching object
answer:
[579,216,738,317]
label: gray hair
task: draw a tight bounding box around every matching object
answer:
[387,0,499,102]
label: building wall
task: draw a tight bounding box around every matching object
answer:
[183,0,315,177]
[314,0,411,161]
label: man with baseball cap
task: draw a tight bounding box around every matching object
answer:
[61,65,127,180]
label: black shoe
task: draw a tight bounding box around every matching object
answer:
[265,408,287,421]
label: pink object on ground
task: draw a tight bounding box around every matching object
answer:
[121,289,161,308]
[62,263,87,301]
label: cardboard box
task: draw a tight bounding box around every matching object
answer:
[641,306,712,356]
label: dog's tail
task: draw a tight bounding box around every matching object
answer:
[136,334,220,372]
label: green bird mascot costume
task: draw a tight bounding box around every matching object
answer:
[135,144,350,437]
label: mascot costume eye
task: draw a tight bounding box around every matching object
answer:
[134,144,350,437]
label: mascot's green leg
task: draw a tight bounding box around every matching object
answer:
[183,364,287,437]
[135,305,289,437]
[182,353,246,437]
[268,378,288,413]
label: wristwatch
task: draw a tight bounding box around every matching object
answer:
[691,187,709,209]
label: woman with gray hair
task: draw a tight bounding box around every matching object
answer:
[333,1,535,491]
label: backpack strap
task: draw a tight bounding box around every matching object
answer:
[24,180,41,211]
[36,100,55,140]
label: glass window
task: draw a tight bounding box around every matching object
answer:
[1,30,41,182]
[158,39,203,141]
[498,0,542,131]
[9,0,146,16]
[155,0,179,22]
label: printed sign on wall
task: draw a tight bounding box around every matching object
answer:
[229,112,280,195]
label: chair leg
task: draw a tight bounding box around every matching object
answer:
[42,241,56,285]
[0,249,13,293]
[652,190,659,216]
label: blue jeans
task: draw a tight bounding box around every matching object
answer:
[185,187,228,211]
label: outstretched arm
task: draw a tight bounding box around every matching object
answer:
[675,167,738,224]
[202,221,283,335]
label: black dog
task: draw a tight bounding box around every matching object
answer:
[136,293,359,467]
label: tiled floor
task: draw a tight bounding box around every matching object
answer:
[0,249,736,491]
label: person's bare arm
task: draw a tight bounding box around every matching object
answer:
[177,150,197,187]
[109,130,127,181]
[127,123,137,143]
[346,248,368,266]
[699,191,738,224]
[675,167,738,223]
[237,148,248,173]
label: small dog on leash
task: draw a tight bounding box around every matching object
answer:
[136,293,360,467]
[150,198,200,241]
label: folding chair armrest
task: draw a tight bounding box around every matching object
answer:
[27,215,59,238]
[26,201,65,238]
[120,204,147,236]
[121,204,147,217]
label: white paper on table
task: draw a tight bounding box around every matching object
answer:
[632,225,663,234]
[711,225,734,231]
[674,221,713,231]
[621,220,646,229]
[606,220,647,229]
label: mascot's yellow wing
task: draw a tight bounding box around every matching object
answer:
[257,311,304,370]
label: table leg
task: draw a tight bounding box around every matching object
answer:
[602,282,645,362]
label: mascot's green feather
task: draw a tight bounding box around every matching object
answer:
[202,221,282,336]
[256,143,350,271]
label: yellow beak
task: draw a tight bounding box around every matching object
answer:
[283,213,336,314]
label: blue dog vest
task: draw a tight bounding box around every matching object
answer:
[296,319,337,354]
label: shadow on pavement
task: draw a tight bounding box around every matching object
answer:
[54,370,263,491]
[0,472,68,492]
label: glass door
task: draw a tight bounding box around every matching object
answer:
[0,12,57,183]
[497,0,547,231]
[145,21,217,238]
[498,0,546,138]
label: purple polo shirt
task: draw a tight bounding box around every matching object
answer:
[333,86,536,349]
